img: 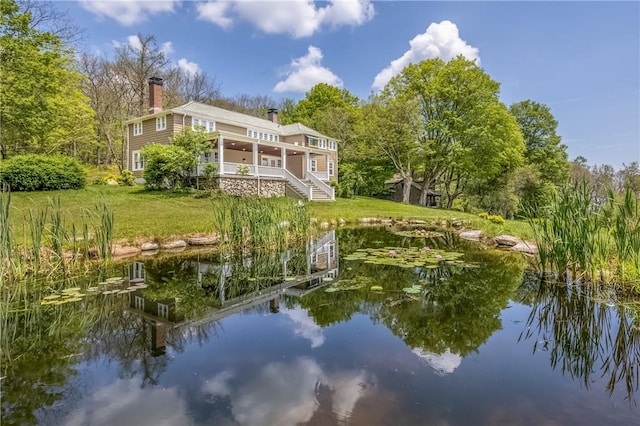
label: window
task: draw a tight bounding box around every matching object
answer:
[156,116,167,131]
[328,140,337,151]
[310,158,317,172]
[158,303,169,319]
[132,150,144,171]
[262,158,269,166]
[134,296,144,310]
[192,117,215,132]
[319,139,327,149]
[307,137,318,147]
[133,122,143,136]
[328,160,334,176]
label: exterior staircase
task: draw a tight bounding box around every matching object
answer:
[284,179,333,201]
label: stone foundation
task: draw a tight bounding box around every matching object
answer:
[215,176,285,197]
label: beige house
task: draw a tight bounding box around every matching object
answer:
[125,77,337,201]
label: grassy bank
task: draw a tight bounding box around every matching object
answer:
[6,186,532,243]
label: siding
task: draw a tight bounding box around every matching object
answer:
[128,113,180,176]
[281,134,305,146]
[217,122,247,137]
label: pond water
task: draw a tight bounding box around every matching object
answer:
[1,227,639,426]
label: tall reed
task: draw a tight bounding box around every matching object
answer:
[0,186,116,282]
[529,183,640,288]
[211,195,310,252]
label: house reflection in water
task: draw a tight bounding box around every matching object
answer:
[125,231,338,355]
[126,261,184,356]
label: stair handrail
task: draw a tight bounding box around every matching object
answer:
[306,171,334,200]
[284,169,311,199]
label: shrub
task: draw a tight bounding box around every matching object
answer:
[118,170,135,186]
[0,154,86,191]
[488,214,506,225]
[478,212,489,220]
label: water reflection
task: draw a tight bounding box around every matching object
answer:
[519,272,640,404]
[201,358,373,425]
[1,227,639,425]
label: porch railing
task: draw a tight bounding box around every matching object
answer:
[313,171,329,181]
[307,171,335,200]
[284,169,311,199]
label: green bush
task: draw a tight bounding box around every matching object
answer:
[478,212,489,220]
[488,214,506,225]
[118,170,135,186]
[0,154,86,191]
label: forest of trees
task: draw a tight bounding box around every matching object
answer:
[1,0,638,216]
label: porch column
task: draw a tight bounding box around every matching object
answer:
[281,148,286,173]
[218,136,225,175]
[252,142,258,175]
[304,151,310,179]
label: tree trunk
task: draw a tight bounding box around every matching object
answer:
[402,173,413,203]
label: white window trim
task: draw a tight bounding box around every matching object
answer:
[156,116,167,131]
[132,150,144,171]
[328,160,334,176]
[133,122,143,136]
[192,117,215,132]
[310,158,317,172]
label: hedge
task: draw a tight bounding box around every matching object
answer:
[0,154,86,191]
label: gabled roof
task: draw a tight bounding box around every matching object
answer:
[169,101,336,140]
[172,101,281,134]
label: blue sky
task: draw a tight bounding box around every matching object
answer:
[67,1,639,168]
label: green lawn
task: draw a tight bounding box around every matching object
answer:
[5,185,532,243]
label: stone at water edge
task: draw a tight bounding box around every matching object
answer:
[141,242,159,251]
[160,240,187,249]
[494,235,520,247]
[510,241,538,255]
[409,219,427,225]
[112,244,141,258]
[187,236,219,246]
[458,230,483,241]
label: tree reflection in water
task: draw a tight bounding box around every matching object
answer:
[519,272,640,404]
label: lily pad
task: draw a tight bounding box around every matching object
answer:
[324,287,338,293]
[403,286,422,294]
[391,229,445,238]
[322,277,334,282]
[370,285,384,291]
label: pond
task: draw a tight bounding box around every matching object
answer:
[1,227,639,425]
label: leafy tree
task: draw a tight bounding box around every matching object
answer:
[141,128,211,189]
[509,100,568,215]
[0,0,95,159]
[362,94,418,203]
[383,56,524,207]
[284,83,363,162]
[615,162,640,195]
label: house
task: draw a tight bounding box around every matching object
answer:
[125,77,337,201]
[385,175,441,207]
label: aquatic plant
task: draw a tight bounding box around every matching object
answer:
[0,187,115,282]
[342,246,473,269]
[211,195,310,252]
[529,184,640,289]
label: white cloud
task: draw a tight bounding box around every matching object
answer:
[201,358,373,425]
[197,0,375,38]
[64,378,191,426]
[273,46,343,93]
[283,307,325,348]
[160,41,174,56]
[178,58,201,76]
[79,0,180,26]
[196,0,233,29]
[126,35,142,51]
[372,20,480,90]
[412,348,462,375]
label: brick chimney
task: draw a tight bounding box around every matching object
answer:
[267,107,278,124]
[148,76,163,114]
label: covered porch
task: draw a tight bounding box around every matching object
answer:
[197,130,334,201]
